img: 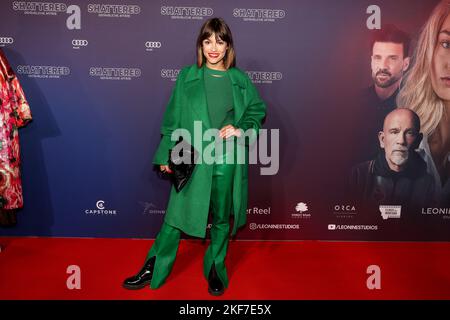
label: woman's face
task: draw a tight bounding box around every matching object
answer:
[202,33,228,70]
[432,14,450,102]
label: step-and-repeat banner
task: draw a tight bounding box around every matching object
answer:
[0,0,448,240]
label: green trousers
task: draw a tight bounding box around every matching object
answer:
[146,146,235,289]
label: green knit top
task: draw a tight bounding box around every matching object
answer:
[204,65,234,129]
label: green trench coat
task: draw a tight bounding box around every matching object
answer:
[152,64,266,238]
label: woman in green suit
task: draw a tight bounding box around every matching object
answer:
[123,17,266,296]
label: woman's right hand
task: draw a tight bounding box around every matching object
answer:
[160,164,173,174]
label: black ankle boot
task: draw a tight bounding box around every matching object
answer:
[208,263,224,296]
[123,256,156,290]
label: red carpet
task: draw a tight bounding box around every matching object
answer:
[0,237,449,300]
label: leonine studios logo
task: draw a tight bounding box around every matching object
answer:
[422,207,450,220]
[161,68,181,82]
[16,65,70,79]
[328,224,378,231]
[233,8,286,22]
[161,5,213,20]
[87,3,141,18]
[246,71,283,84]
[85,200,118,215]
[0,37,14,47]
[249,223,299,231]
[89,67,141,81]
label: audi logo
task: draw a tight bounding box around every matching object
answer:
[72,39,88,46]
[145,41,161,49]
[0,37,14,44]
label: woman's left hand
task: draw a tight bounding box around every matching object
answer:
[219,125,242,139]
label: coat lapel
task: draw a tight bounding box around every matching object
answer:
[184,66,211,130]
[228,68,247,126]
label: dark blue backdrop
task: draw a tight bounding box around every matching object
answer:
[0,0,447,240]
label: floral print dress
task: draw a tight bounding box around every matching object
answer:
[0,49,32,210]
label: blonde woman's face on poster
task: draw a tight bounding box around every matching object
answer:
[432,14,450,102]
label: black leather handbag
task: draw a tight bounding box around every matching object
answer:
[168,138,199,192]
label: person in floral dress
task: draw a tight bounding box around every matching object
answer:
[0,49,32,226]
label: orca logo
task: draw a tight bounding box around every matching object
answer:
[145,41,161,49]
[0,37,14,44]
[72,39,88,47]
[334,204,356,212]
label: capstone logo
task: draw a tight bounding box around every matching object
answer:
[89,66,141,81]
[12,1,67,15]
[249,223,299,231]
[85,200,118,215]
[161,6,213,20]
[87,3,141,18]
[16,65,70,79]
[145,41,162,52]
[161,68,181,82]
[246,71,282,84]
[233,8,286,22]
[72,39,88,49]
[96,200,105,209]
[0,37,14,47]
[379,205,401,220]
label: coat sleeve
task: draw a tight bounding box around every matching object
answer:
[10,76,32,128]
[236,74,267,146]
[152,67,187,165]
